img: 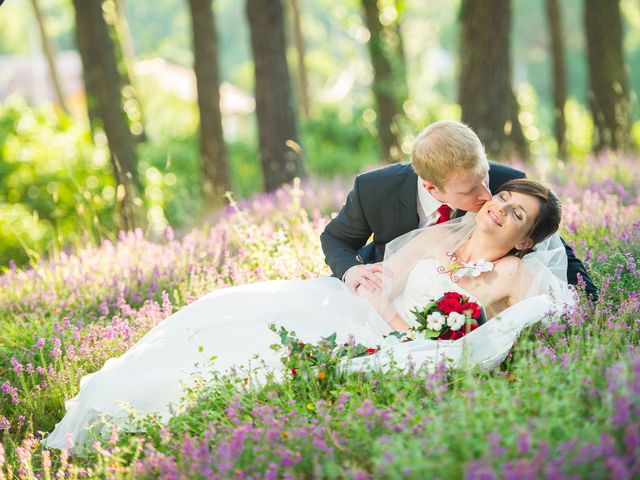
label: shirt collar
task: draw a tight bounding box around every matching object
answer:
[417,176,449,218]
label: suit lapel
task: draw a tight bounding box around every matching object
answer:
[395,169,419,233]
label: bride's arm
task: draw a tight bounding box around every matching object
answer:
[384,313,411,332]
[356,284,411,331]
[488,256,527,313]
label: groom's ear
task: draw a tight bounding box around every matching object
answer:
[421,179,441,195]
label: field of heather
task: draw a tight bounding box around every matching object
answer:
[1,157,639,479]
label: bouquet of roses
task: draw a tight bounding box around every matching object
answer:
[408,291,487,341]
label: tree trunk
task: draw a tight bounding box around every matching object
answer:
[29,0,69,115]
[361,0,405,163]
[187,0,231,208]
[545,0,567,159]
[289,0,311,118]
[107,0,147,142]
[72,0,140,229]
[391,0,409,103]
[584,0,631,152]
[508,89,529,160]
[113,0,136,65]
[458,0,526,159]
[246,0,306,193]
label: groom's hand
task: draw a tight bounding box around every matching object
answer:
[344,263,384,293]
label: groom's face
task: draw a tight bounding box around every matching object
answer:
[426,167,492,212]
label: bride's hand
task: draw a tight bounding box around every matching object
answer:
[355,282,380,299]
[345,263,383,293]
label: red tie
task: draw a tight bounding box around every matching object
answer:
[435,204,452,225]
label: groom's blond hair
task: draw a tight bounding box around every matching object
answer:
[411,121,487,189]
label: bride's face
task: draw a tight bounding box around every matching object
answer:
[476,190,541,251]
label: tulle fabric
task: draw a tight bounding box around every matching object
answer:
[376,213,575,314]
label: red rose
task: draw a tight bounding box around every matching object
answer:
[439,322,478,340]
[459,302,481,319]
[365,348,379,355]
[450,330,465,340]
[443,292,464,301]
[439,329,464,341]
[437,297,461,314]
[438,330,452,340]
[290,368,297,377]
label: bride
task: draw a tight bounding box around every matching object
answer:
[44,179,574,451]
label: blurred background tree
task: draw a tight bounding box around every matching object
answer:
[29,0,68,114]
[71,0,143,228]
[545,0,567,160]
[0,0,638,268]
[458,0,528,160]
[585,0,632,152]
[187,0,230,208]
[246,0,306,192]
[361,0,407,163]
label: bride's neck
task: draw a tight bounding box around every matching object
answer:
[457,231,509,263]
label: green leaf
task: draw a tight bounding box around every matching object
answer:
[385,331,407,340]
[422,329,441,339]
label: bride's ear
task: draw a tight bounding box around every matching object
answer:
[515,238,534,252]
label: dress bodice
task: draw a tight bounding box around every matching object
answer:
[393,258,481,328]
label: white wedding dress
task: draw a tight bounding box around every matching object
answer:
[44,258,560,451]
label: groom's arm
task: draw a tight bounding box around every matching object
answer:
[562,238,598,300]
[321,176,373,279]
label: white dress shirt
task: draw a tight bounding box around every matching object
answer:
[416,177,456,227]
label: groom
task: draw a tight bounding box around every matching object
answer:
[321,120,597,298]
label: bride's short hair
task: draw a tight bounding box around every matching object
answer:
[499,179,562,257]
[411,120,487,188]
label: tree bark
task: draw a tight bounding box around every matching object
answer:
[361,0,405,163]
[29,0,69,115]
[584,0,632,152]
[107,0,146,142]
[391,0,409,103]
[113,0,136,64]
[72,0,140,229]
[289,0,311,118]
[546,0,567,159]
[187,0,231,208]
[458,0,527,159]
[246,0,306,193]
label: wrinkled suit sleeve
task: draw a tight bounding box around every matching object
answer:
[320,176,373,279]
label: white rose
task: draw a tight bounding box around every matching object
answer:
[447,312,466,331]
[426,312,446,331]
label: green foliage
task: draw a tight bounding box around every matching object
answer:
[137,134,202,233]
[564,98,595,159]
[269,324,378,399]
[301,106,380,176]
[0,166,638,476]
[0,96,117,268]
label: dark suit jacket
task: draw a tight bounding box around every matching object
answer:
[320,161,598,298]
